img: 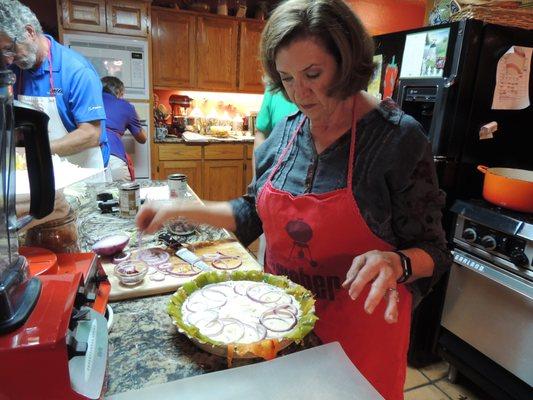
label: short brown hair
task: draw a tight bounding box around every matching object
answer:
[101,76,125,97]
[260,0,375,99]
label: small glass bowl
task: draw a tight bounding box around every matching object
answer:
[166,217,196,236]
[114,260,148,286]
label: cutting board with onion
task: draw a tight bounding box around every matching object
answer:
[101,240,262,301]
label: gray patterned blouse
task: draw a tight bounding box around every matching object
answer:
[230,100,452,305]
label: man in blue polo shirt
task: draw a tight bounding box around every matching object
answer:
[0,0,109,175]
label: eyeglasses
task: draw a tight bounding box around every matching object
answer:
[1,38,17,58]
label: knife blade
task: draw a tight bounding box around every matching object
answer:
[175,247,210,271]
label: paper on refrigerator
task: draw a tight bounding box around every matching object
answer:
[492,46,532,110]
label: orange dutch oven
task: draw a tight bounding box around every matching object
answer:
[477,166,533,213]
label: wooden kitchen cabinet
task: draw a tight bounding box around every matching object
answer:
[238,20,265,92]
[153,142,251,201]
[203,160,244,201]
[158,143,201,161]
[61,0,106,32]
[196,16,239,91]
[151,8,264,93]
[106,1,149,36]
[60,0,149,36]
[159,160,203,197]
[152,10,196,88]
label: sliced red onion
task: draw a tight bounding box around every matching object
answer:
[92,234,130,256]
[138,248,170,265]
[115,260,147,275]
[149,272,166,281]
[201,288,227,303]
[200,253,219,262]
[147,266,158,275]
[157,262,173,272]
[211,258,242,270]
[208,282,236,298]
[274,303,299,317]
[233,282,248,296]
[260,310,297,332]
[186,310,219,327]
[246,284,283,304]
[217,318,245,343]
[240,322,267,343]
[112,251,131,264]
[185,300,213,313]
[199,319,224,337]
[165,268,201,277]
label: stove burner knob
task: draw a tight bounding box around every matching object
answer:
[480,235,497,251]
[462,228,477,242]
[509,249,529,268]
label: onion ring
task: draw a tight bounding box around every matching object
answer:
[246,284,284,304]
[137,247,170,265]
[217,318,245,343]
[199,319,224,337]
[112,251,130,264]
[149,272,166,281]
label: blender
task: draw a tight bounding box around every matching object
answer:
[0,61,108,400]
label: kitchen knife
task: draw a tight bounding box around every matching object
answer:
[175,247,210,271]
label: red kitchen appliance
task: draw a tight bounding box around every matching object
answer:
[0,63,108,400]
[169,94,193,135]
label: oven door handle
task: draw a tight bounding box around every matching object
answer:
[452,249,533,301]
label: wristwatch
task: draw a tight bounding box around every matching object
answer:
[394,251,412,283]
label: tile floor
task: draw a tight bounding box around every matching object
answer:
[404,361,495,400]
[247,241,495,400]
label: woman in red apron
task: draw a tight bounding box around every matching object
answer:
[255,97,412,399]
[137,1,450,398]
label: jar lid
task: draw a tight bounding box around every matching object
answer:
[120,182,140,190]
[168,174,187,181]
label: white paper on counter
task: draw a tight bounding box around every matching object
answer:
[106,342,385,400]
[492,46,532,110]
[139,185,170,200]
[15,167,104,195]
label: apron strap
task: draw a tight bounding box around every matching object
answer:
[265,96,359,190]
[265,114,307,183]
[346,97,358,191]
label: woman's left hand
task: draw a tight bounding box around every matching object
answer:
[342,250,403,324]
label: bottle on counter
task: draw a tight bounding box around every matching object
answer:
[168,174,188,199]
[119,182,141,218]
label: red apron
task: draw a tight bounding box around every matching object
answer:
[257,105,412,400]
[125,153,135,181]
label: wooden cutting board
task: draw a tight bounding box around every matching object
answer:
[102,240,262,301]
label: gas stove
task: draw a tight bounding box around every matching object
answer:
[439,199,533,399]
[450,199,533,282]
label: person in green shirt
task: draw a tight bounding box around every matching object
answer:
[254,86,298,152]
[253,87,298,264]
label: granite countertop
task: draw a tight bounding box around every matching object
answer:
[64,180,320,397]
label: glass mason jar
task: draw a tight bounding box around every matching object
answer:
[24,207,80,253]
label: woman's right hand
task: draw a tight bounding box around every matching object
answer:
[136,201,181,234]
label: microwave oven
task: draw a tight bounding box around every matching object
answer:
[62,32,149,100]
